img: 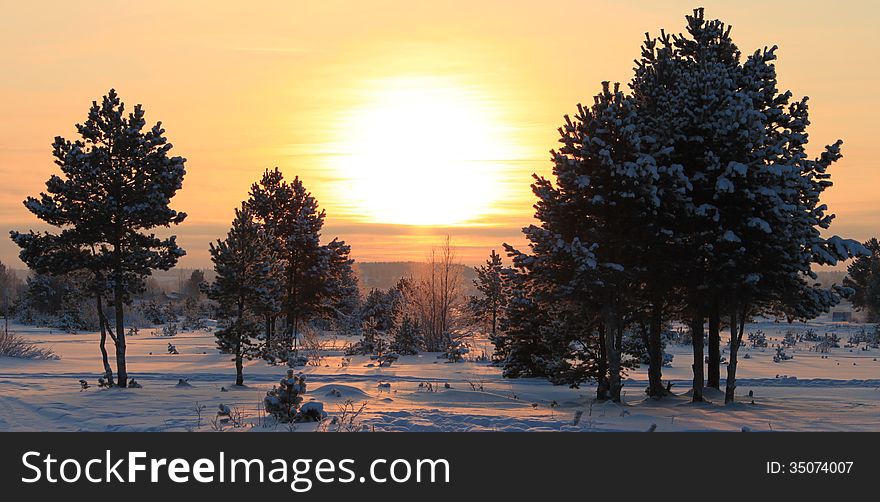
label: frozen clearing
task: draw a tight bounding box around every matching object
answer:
[1,313,878,432]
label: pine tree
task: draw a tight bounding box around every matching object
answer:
[843,238,880,321]
[245,169,349,363]
[494,267,553,379]
[390,313,422,355]
[207,205,278,385]
[632,9,866,402]
[322,238,361,335]
[0,261,12,304]
[469,250,507,349]
[361,288,398,332]
[503,81,675,401]
[10,89,187,387]
[22,274,61,316]
[182,270,205,300]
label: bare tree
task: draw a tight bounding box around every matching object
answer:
[407,237,464,351]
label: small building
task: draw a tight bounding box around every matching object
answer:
[831,311,853,322]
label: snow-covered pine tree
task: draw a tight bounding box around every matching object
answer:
[15,271,94,332]
[322,238,361,336]
[389,313,422,355]
[843,238,880,322]
[503,82,676,400]
[245,169,348,364]
[207,205,278,385]
[494,263,607,388]
[632,9,866,402]
[11,89,187,387]
[21,273,69,318]
[361,288,396,332]
[361,278,408,333]
[630,10,748,401]
[494,266,553,379]
[469,250,507,351]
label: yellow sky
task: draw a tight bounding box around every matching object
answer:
[1,0,878,267]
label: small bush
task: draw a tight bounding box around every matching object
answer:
[300,325,325,366]
[264,370,307,423]
[747,330,767,348]
[442,338,469,362]
[162,322,178,337]
[0,331,59,360]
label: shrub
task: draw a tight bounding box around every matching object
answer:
[389,314,422,355]
[747,330,767,348]
[442,338,469,362]
[264,370,308,423]
[0,331,58,360]
[162,322,178,337]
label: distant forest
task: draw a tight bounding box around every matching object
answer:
[21,262,479,297]
[0,264,842,298]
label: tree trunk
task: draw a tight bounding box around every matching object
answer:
[604,306,623,403]
[611,324,623,402]
[114,286,128,387]
[96,295,114,386]
[647,304,666,398]
[264,315,272,347]
[287,314,300,367]
[707,309,721,389]
[690,313,704,402]
[235,343,244,386]
[236,303,246,385]
[293,315,299,353]
[596,324,609,401]
[724,308,745,404]
[286,259,296,362]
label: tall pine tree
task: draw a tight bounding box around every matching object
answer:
[207,205,278,385]
[11,89,186,387]
[503,83,671,400]
[469,250,507,350]
[632,9,865,402]
[245,168,355,363]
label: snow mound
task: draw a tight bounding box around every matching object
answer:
[299,401,328,421]
[406,389,516,405]
[700,387,726,402]
[310,384,370,400]
[679,387,727,402]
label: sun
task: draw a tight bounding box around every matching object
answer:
[329,76,515,226]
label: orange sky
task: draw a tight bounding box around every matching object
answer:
[1,0,878,267]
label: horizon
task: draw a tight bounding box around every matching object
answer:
[2,0,878,269]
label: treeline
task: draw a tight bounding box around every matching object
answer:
[0,266,206,333]
[477,9,867,404]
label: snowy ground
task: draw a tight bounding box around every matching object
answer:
[1,313,878,432]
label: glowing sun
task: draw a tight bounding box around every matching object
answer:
[330,76,515,226]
